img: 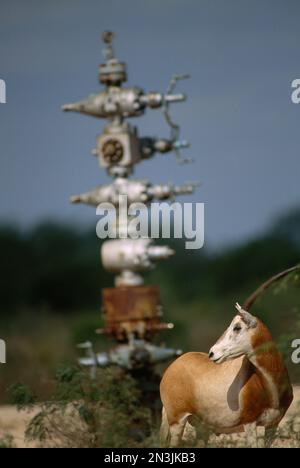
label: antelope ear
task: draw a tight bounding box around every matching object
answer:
[235,303,257,328]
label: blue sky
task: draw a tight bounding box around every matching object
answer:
[0,0,299,248]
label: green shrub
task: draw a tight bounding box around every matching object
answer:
[10,365,154,448]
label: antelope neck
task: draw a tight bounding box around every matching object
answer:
[248,322,284,408]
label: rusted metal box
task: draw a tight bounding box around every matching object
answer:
[101,285,164,341]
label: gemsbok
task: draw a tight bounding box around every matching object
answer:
[160,303,293,448]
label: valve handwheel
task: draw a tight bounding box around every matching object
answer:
[102,139,124,164]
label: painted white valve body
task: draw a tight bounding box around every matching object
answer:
[101,239,175,286]
[71,178,195,206]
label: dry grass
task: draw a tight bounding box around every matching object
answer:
[0,386,299,448]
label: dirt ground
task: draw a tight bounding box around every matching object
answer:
[0,387,299,448]
[0,405,38,448]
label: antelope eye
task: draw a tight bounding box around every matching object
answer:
[233,324,242,333]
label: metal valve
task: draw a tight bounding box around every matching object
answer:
[62,88,185,120]
[70,178,196,206]
[62,32,191,175]
[140,137,189,160]
[101,239,175,286]
[77,341,97,379]
[78,340,182,371]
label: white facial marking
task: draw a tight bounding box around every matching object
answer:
[209,308,257,364]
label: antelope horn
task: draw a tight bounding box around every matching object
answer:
[243,265,299,311]
[235,303,257,328]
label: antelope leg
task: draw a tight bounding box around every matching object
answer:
[244,422,258,448]
[264,426,277,448]
[169,418,187,448]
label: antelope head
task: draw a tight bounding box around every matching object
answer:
[209,303,258,364]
